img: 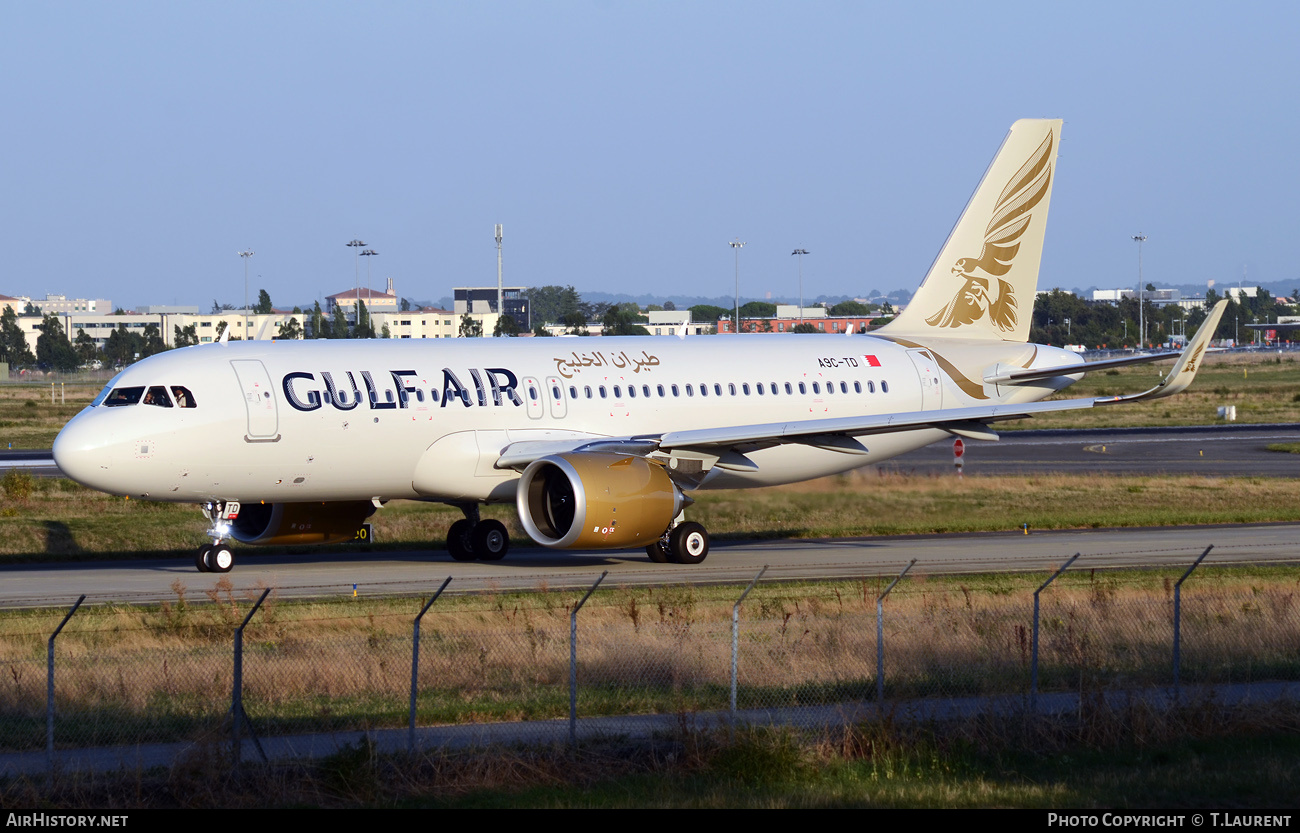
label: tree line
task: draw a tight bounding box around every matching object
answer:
[1030,287,1293,348]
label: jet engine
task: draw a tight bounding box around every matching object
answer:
[229,501,376,546]
[516,453,687,549]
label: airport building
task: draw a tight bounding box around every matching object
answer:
[1091,288,1209,311]
[325,279,400,319]
[453,286,530,333]
[0,293,114,315]
[12,309,309,350]
[370,308,501,339]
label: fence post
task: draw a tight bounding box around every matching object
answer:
[47,595,85,774]
[1174,545,1213,702]
[410,577,453,752]
[570,571,607,748]
[233,588,271,772]
[1032,554,1079,712]
[730,566,768,728]
[877,560,916,705]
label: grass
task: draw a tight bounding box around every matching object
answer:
[1017,350,1300,430]
[4,704,1299,807]
[3,566,1298,752]
[0,382,97,448]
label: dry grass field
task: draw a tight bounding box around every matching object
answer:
[2,566,1295,751]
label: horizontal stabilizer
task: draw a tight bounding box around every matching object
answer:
[984,351,1177,385]
[1096,300,1227,405]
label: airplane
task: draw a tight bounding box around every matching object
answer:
[52,119,1228,573]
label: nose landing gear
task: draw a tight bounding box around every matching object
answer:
[194,501,236,573]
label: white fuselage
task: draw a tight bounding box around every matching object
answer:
[52,333,1083,506]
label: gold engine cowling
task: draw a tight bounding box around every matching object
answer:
[230,501,376,546]
[516,453,687,549]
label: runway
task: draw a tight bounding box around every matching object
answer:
[875,423,1300,477]
[3,522,1297,608]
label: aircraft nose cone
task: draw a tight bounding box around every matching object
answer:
[52,414,115,491]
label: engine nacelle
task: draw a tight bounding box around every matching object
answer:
[516,453,686,549]
[230,501,376,546]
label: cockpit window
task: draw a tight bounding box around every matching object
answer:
[91,373,126,407]
[143,386,173,408]
[103,386,145,407]
[171,386,196,408]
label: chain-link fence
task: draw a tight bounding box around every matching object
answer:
[3,550,1298,773]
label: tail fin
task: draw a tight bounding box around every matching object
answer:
[881,119,1062,342]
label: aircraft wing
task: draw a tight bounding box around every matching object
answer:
[494,302,1227,471]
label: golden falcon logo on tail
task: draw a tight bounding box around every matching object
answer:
[927,131,1055,332]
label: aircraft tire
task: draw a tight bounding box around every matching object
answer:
[645,541,671,563]
[206,545,234,573]
[195,545,213,573]
[473,520,509,561]
[447,519,477,562]
[668,522,709,565]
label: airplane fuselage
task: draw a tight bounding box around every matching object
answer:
[52,333,1083,506]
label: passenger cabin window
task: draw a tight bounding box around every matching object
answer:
[143,386,172,407]
[104,386,145,407]
[799,382,807,394]
[881,381,889,393]
[170,386,197,408]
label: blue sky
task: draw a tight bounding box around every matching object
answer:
[3,1,1297,309]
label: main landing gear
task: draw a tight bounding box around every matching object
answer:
[194,501,235,574]
[446,504,510,562]
[645,521,710,565]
